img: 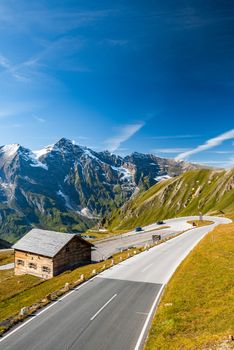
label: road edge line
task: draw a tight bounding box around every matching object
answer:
[134,283,165,350]
[0,276,97,343]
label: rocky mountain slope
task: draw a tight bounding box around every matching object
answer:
[108,168,234,231]
[0,138,199,242]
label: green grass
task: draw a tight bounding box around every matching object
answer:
[108,168,234,231]
[0,247,144,325]
[0,269,14,283]
[145,222,234,350]
[187,220,214,227]
[0,269,42,303]
[0,251,14,266]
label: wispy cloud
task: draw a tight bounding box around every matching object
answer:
[0,34,88,83]
[0,103,34,119]
[0,123,22,128]
[175,129,234,161]
[153,148,191,154]
[193,158,234,169]
[100,39,129,47]
[0,3,115,34]
[0,54,29,81]
[211,150,234,154]
[147,134,201,140]
[34,116,45,123]
[105,123,144,152]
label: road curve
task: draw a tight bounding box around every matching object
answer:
[0,216,231,350]
[93,215,226,261]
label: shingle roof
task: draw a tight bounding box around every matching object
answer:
[13,228,93,257]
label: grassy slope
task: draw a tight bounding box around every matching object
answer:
[109,168,234,231]
[145,223,234,350]
[0,251,14,266]
[187,220,214,227]
[0,269,42,302]
[0,247,144,324]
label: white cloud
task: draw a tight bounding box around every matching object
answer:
[105,123,144,152]
[193,158,234,169]
[153,148,191,154]
[148,134,201,140]
[0,3,114,34]
[175,129,234,161]
[0,54,29,82]
[211,150,234,154]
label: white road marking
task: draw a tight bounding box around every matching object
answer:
[0,276,97,343]
[141,263,153,272]
[0,217,230,345]
[90,294,117,321]
[134,284,164,350]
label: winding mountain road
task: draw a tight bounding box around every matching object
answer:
[93,215,216,261]
[0,216,231,350]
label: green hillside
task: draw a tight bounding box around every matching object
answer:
[145,222,234,349]
[108,168,234,231]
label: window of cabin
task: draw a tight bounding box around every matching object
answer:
[17,259,25,266]
[65,246,70,253]
[28,262,37,269]
[42,266,51,273]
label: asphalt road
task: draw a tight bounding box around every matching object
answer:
[0,263,14,270]
[93,215,215,261]
[0,216,231,350]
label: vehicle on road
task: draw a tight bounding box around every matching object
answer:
[157,220,165,225]
[135,226,143,232]
[152,234,161,242]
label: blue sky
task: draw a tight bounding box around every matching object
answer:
[0,0,233,167]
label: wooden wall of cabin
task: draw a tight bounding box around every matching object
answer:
[53,237,91,276]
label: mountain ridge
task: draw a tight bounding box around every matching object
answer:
[0,138,204,242]
[108,168,234,231]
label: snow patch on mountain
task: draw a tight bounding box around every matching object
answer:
[0,144,48,170]
[0,144,20,158]
[111,166,133,182]
[83,149,104,163]
[154,174,171,182]
[34,145,55,159]
[0,180,16,201]
[57,190,74,210]
[25,151,48,170]
[78,207,99,219]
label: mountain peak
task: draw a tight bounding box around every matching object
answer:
[54,138,86,152]
[0,143,32,159]
[56,138,74,146]
[0,144,20,157]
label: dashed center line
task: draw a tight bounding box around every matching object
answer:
[90,294,117,321]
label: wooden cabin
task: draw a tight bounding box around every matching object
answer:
[13,229,93,279]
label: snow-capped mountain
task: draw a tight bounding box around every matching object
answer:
[0,138,200,241]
